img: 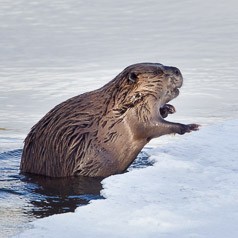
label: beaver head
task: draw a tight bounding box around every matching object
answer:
[105,63,183,121]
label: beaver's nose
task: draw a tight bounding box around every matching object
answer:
[164,66,183,88]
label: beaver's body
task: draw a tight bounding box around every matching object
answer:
[20,63,199,177]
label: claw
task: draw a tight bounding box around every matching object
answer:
[180,123,200,134]
[188,124,200,131]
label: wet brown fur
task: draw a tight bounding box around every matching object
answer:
[20,63,199,177]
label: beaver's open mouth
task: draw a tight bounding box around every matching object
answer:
[159,87,180,119]
[159,104,176,119]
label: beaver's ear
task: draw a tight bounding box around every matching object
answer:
[128,72,138,84]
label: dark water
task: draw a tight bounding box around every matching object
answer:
[0,148,152,237]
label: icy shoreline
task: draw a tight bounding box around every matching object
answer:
[15,120,238,238]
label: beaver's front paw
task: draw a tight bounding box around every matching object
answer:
[179,124,200,135]
[160,104,176,118]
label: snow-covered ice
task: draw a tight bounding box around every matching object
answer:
[16,120,238,238]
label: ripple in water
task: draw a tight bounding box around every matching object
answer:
[0,148,153,237]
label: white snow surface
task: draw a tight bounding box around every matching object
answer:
[16,120,238,238]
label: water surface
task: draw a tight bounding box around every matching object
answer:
[0,146,152,237]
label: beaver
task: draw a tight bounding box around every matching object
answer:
[20,63,199,178]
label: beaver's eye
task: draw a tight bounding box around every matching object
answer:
[128,72,138,84]
[174,69,180,76]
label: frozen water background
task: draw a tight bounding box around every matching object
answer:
[0,0,238,237]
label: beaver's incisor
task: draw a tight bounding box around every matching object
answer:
[20,63,199,177]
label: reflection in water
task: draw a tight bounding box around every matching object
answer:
[21,174,104,218]
[0,148,152,237]
[0,149,103,237]
[0,149,103,219]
